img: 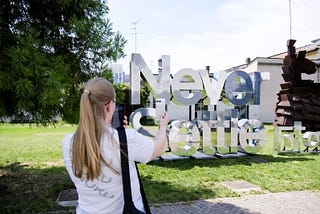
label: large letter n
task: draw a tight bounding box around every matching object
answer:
[130,53,170,104]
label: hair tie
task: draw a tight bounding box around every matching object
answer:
[84,90,90,95]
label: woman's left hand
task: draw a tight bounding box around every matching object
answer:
[123,115,128,128]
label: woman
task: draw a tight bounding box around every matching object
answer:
[62,77,168,213]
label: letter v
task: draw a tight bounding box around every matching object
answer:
[199,69,227,105]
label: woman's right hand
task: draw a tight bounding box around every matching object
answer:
[159,112,169,129]
[151,111,169,160]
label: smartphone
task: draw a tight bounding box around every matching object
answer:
[112,103,125,128]
[156,98,166,121]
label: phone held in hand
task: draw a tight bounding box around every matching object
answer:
[156,98,165,121]
[112,103,125,128]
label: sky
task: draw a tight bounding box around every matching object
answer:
[107,0,320,74]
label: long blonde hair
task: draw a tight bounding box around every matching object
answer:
[72,77,117,180]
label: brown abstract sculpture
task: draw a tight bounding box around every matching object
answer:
[274,39,320,131]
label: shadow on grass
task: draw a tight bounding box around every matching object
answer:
[141,174,237,204]
[0,162,237,211]
[147,153,317,170]
[151,201,254,214]
[0,162,75,213]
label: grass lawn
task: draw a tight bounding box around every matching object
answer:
[0,123,319,213]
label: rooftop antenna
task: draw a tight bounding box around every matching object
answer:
[289,0,292,38]
[132,19,142,53]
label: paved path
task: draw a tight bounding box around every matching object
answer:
[150,191,320,214]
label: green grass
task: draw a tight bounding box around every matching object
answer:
[0,123,76,213]
[0,123,319,213]
[140,153,320,204]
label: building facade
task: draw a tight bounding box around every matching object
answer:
[111,64,125,84]
[226,39,320,123]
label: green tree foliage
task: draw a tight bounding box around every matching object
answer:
[113,83,129,104]
[113,83,150,108]
[0,0,126,124]
[140,85,151,107]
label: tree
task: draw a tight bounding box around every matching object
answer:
[0,0,126,124]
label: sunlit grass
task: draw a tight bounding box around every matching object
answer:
[0,123,76,165]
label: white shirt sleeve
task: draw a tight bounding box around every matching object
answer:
[62,133,74,170]
[125,128,154,163]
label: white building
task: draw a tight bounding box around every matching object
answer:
[226,39,320,123]
[111,64,125,84]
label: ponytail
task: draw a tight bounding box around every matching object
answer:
[72,78,118,180]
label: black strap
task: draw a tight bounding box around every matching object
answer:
[135,162,151,214]
[117,127,151,214]
[118,127,133,203]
